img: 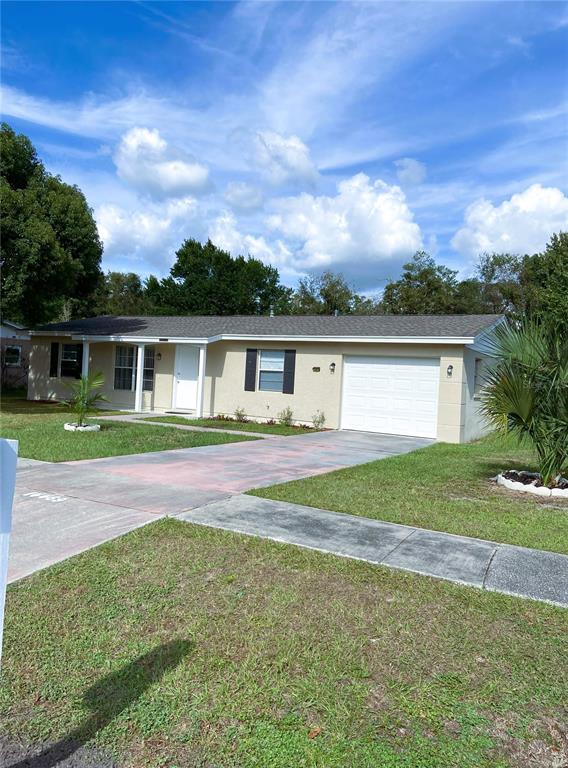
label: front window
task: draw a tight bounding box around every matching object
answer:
[61,344,82,378]
[259,350,285,392]
[143,346,155,392]
[114,345,135,390]
[4,345,22,367]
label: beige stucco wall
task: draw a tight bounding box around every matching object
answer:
[203,340,467,442]
[28,336,484,443]
[27,336,171,412]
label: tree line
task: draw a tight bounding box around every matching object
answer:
[2,123,567,331]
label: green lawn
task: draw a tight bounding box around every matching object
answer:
[143,415,319,436]
[252,433,568,555]
[1,520,566,768]
[0,397,257,462]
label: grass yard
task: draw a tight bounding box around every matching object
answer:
[252,433,568,555]
[0,396,257,462]
[1,520,566,768]
[143,415,319,436]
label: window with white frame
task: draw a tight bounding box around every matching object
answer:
[114,345,135,390]
[4,345,22,367]
[259,350,285,392]
[143,346,155,392]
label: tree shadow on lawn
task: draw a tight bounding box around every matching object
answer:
[6,639,192,768]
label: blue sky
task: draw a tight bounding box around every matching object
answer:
[2,1,567,292]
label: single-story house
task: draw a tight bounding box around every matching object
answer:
[1,320,31,389]
[27,314,502,442]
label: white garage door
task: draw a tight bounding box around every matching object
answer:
[341,356,440,438]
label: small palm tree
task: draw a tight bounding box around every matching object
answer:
[62,372,108,427]
[481,321,568,486]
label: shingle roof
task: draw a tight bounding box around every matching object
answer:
[34,314,502,340]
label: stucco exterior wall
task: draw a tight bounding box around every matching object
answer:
[203,340,467,441]
[27,336,166,412]
[28,336,479,442]
[462,347,492,442]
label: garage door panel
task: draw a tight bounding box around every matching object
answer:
[342,356,439,438]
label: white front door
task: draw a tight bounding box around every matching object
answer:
[173,345,199,410]
[341,356,440,438]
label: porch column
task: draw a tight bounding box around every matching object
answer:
[134,343,145,413]
[81,341,90,378]
[196,344,207,417]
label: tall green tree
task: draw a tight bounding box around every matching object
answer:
[291,271,377,315]
[475,253,524,315]
[0,123,103,326]
[95,271,150,316]
[150,239,292,315]
[380,251,459,314]
[521,233,568,333]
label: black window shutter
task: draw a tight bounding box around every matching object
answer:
[244,348,257,391]
[76,344,84,379]
[49,343,59,377]
[283,349,296,394]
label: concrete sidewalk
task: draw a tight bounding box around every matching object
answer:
[9,431,429,582]
[179,494,568,607]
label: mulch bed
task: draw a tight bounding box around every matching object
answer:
[502,470,568,490]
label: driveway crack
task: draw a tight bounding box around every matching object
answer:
[482,545,500,589]
[379,527,417,563]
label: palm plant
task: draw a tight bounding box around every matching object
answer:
[62,372,108,427]
[481,321,568,485]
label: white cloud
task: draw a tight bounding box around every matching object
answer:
[452,184,568,257]
[96,196,198,269]
[395,157,427,186]
[114,127,209,198]
[224,181,264,212]
[267,173,422,272]
[255,131,318,186]
[208,211,291,265]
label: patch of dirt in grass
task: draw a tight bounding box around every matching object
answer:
[123,735,206,768]
[366,683,391,712]
[489,713,568,768]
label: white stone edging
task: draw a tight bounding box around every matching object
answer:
[64,423,101,433]
[497,472,568,498]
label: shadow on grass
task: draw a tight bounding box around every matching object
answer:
[7,639,192,768]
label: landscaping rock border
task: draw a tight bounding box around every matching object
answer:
[64,423,101,432]
[497,470,568,499]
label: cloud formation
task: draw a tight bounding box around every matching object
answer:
[208,211,291,266]
[224,181,264,212]
[395,157,427,186]
[114,127,210,198]
[96,196,198,269]
[255,130,318,186]
[266,173,422,272]
[452,183,568,257]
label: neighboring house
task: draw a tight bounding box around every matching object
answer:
[1,320,31,389]
[27,314,501,442]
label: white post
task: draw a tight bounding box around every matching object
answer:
[0,438,18,669]
[135,344,145,412]
[82,341,90,378]
[196,345,207,417]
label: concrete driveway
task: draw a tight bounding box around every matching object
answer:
[9,430,430,581]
